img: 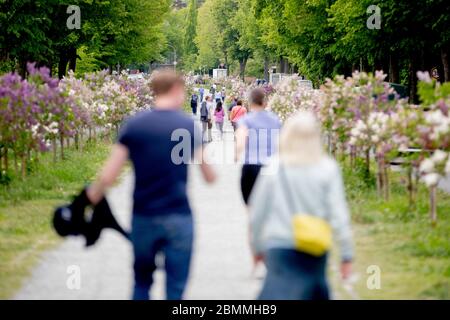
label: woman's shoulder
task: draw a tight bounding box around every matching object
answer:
[318,156,341,175]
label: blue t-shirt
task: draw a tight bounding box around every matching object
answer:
[238,110,281,165]
[118,109,202,216]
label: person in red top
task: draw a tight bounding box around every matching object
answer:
[229,100,247,132]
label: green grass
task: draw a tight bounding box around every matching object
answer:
[1,142,110,204]
[0,141,110,299]
[1,143,449,299]
[0,200,59,299]
[331,160,450,300]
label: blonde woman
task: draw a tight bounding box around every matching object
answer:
[249,111,354,300]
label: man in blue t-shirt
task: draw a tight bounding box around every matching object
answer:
[235,88,281,205]
[87,70,216,300]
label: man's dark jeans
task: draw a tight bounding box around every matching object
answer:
[131,213,193,300]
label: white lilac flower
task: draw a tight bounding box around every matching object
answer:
[355,120,366,131]
[371,135,380,144]
[425,110,444,125]
[431,150,447,164]
[416,71,432,83]
[420,159,434,173]
[423,173,440,187]
[31,124,39,135]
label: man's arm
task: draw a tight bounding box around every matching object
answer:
[87,144,129,204]
[194,147,216,184]
[234,125,248,163]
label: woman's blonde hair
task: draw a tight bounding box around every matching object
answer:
[279,111,324,165]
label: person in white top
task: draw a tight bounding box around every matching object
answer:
[250,111,353,300]
[214,91,222,104]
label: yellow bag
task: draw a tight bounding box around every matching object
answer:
[292,214,332,257]
[280,166,332,257]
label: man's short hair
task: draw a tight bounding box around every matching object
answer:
[151,69,185,96]
[249,88,266,106]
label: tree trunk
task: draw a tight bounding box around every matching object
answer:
[376,157,385,198]
[60,134,65,160]
[21,154,26,179]
[389,53,399,83]
[264,56,270,82]
[376,166,382,197]
[442,47,449,82]
[0,148,2,178]
[58,51,69,79]
[75,133,79,150]
[429,185,437,225]
[409,57,418,104]
[407,164,416,208]
[68,47,77,73]
[3,147,8,173]
[350,146,356,168]
[383,161,390,201]
[279,57,288,74]
[18,59,27,78]
[224,51,229,69]
[79,130,84,152]
[13,151,18,176]
[53,138,57,163]
[284,59,290,74]
[364,148,371,180]
[239,58,247,81]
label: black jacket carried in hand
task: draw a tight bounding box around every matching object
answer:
[53,188,130,247]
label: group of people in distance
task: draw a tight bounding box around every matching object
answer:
[191,83,252,143]
[87,69,354,300]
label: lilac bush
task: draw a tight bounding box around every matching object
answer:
[0,66,154,178]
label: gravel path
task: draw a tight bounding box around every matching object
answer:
[15,119,263,300]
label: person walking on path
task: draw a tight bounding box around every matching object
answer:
[249,111,353,300]
[228,96,238,113]
[234,88,281,205]
[214,101,225,140]
[199,87,205,103]
[86,70,217,300]
[229,100,247,132]
[221,87,226,102]
[214,90,223,104]
[200,96,213,143]
[190,91,199,115]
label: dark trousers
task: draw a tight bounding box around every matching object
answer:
[240,164,262,204]
[191,103,197,115]
[259,249,329,300]
[131,213,193,300]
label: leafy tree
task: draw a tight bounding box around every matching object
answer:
[0,0,170,76]
[183,0,199,69]
[194,0,221,70]
[162,7,187,67]
[0,0,54,75]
